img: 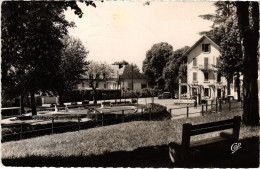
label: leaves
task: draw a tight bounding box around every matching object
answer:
[143,42,173,88]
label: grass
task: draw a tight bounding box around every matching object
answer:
[2,108,259,167]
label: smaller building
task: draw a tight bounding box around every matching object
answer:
[77,64,148,91]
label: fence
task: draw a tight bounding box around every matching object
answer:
[2,104,168,142]
[169,99,243,119]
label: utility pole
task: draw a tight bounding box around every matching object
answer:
[132,63,134,102]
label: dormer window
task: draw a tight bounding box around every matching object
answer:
[202,44,210,53]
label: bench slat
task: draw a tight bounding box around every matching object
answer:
[190,136,231,148]
[191,118,234,130]
[190,123,234,136]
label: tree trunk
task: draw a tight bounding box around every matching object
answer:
[235,72,241,101]
[58,93,64,106]
[20,94,25,115]
[30,90,37,116]
[237,2,259,126]
[227,78,231,96]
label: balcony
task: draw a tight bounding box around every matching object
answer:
[199,64,216,71]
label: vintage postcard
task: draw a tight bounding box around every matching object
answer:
[1,1,259,168]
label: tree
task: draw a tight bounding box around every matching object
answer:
[236,2,259,126]
[53,36,89,106]
[163,46,189,97]
[143,42,173,89]
[1,1,95,115]
[218,17,243,101]
[200,2,243,101]
[86,62,114,104]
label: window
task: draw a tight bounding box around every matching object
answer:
[217,73,221,82]
[204,57,209,69]
[193,58,197,67]
[204,88,209,96]
[204,72,208,81]
[193,72,197,81]
[202,44,210,52]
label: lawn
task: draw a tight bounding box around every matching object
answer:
[2,109,259,167]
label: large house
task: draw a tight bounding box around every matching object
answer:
[77,64,148,91]
[179,36,241,102]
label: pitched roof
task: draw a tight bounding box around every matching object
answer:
[183,35,219,56]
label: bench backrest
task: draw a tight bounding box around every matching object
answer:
[182,116,241,148]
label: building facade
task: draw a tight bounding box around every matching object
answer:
[77,65,148,91]
[179,36,240,102]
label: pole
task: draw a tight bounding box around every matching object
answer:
[20,123,23,140]
[149,108,152,121]
[202,105,204,116]
[216,99,218,113]
[131,64,134,102]
[78,117,81,131]
[187,107,189,118]
[52,117,54,134]
[206,101,208,111]
[122,110,124,123]
[101,112,104,126]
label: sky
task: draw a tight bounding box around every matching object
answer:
[65,1,216,70]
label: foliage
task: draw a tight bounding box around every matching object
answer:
[1,1,95,115]
[86,62,114,104]
[200,2,242,101]
[163,46,189,94]
[143,42,173,88]
[53,35,89,105]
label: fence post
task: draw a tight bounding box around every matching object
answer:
[78,117,81,131]
[206,101,208,111]
[122,110,125,123]
[201,105,204,116]
[229,101,231,111]
[101,112,104,126]
[186,107,189,118]
[149,108,152,121]
[20,123,23,140]
[219,100,222,112]
[216,99,218,113]
[211,101,213,113]
[52,117,54,134]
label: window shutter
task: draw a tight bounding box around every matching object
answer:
[193,72,197,81]
[204,57,208,69]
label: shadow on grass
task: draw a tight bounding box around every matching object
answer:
[2,137,259,168]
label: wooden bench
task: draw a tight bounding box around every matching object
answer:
[169,116,241,165]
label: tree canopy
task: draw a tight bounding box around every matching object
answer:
[86,61,114,104]
[143,42,173,89]
[53,35,89,105]
[1,1,95,114]
[163,46,189,96]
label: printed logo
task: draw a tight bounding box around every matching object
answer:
[231,142,242,154]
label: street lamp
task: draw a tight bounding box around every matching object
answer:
[112,62,128,103]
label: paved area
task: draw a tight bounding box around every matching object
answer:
[95,97,202,119]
